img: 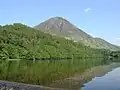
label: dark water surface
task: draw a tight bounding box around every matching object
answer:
[81,66,120,90]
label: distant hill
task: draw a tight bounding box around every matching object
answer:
[34,17,120,51]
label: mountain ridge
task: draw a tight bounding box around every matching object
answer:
[34,16,120,51]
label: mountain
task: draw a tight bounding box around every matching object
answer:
[34,17,120,51]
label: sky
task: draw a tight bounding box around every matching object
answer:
[0,0,120,45]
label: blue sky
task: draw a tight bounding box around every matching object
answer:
[0,0,120,45]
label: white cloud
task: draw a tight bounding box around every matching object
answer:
[116,37,120,40]
[84,8,92,12]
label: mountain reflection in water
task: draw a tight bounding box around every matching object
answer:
[81,67,120,90]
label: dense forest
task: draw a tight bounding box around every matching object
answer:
[0,23,110,60]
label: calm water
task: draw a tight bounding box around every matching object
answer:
[49,63,120,90]
[81,67,120,90]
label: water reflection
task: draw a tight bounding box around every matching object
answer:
[49,63,120,90]
[81,67,120,90]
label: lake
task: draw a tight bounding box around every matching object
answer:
[49,63,120,90]
[81,65,120,90]
[1,59,120,90]
[0,63,120,90]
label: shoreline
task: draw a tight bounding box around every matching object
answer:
[0,80,68,90]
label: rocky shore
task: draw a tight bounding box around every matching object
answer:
[0,80,66,90]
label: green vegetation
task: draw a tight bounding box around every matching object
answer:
[0,23,109,60]
[0,23,116,86]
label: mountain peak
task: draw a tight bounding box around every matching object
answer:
[50,16,66,20]
[34,16,77,31]
[49,16,71,23]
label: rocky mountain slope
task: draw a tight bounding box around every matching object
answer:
[34,17,120,51]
